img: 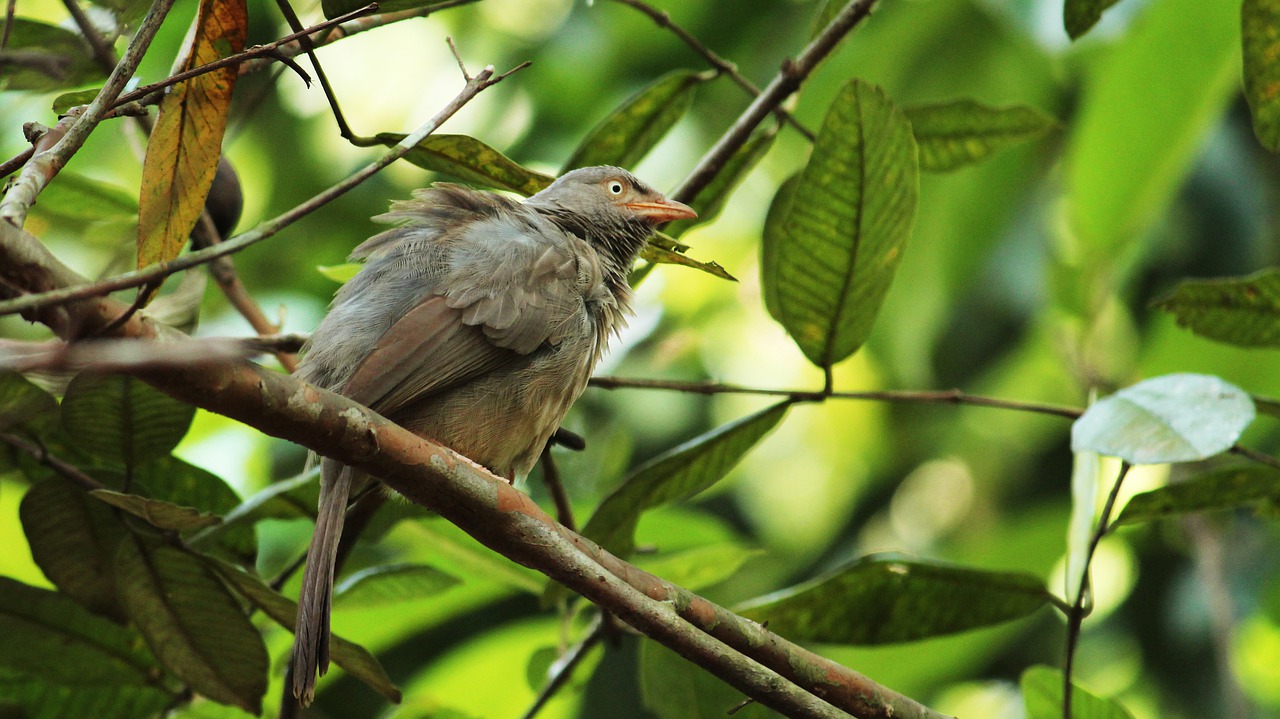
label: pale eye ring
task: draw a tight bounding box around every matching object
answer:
[608,180,624,195]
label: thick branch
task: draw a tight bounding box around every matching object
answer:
[0,227,950,719]
[672,0,877,203]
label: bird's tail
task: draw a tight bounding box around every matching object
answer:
[291,459,353,706]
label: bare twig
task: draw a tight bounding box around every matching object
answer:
[0,59,526,318]
[673,0,878,203]
[1229,444,1280,470]
[590,375,1083,419]
[521,617,605,719]
[539,445,576,531]
[60,0,118,71]
[0,432,108,492]
[271,0,355,138]
[606,0,815,141]
[112,3,380,110]
[1063,462,1130,719]
[0,0,178,228]
[0,147,34,179]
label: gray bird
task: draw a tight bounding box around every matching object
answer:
[290,165,696,704]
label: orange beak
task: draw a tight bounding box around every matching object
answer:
[625,198,698,225]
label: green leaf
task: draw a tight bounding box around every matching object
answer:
[317,263,362,284]
[1022,665,1134,719]
[403,518,543,594]
[0,371,58,433]
[1063,0,1124,40]
[1115,466,1280,525]
[0,19,104,92]
[737,556,1053,644]
[565,70,709,171]
[634,543,761,592]
[666,124,778,238]
[61,373,196,468]
[639,640,774,719]
[766,79,919,368]
[1064,0,1237,263]
[90,489,222,531]
[114,538,267,714]
[32,172,138,225]
[333,563,461,608]
[1155,269,1280,347]
[638,243,736,281]
[51,88,101,115]
[581,402,788,558]
[206,558,402,702]
[133,457,255,560]
[1244,0,1280,150]
[1071,374,1255,464]
[0,577,160,685]
[761,174,801,323]
[372,133,553,196]
[905,99,1056,172]
[0,670,173,719]
[19,479,128,621]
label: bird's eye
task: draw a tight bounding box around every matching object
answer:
[607,180,624,195]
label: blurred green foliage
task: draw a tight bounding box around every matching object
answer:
[5,0,1280,718]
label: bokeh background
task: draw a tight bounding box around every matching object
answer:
[4,0,1280,717]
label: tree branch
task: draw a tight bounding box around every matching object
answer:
[605,0,815,141]
[0,221,951,719]
[672,0,877,203]
[0,0,178,228]
[0,62,522,320]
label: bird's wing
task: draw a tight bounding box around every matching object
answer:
[340,209,597,417]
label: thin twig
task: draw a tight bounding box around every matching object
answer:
[0,0,177,228]
[0,58,527,318]
[60,0,118,71]
[1229,443,1280,470]
[521,617,605,719]
[0,432,108,491]
[1063,462,1130,719]
[0,147,34,178]
[606,0,815,141]
[539,445,576,532]
[672,0,878,204]
[590,375,1083,419]
[271,0,355,138]
[112,3,379,110]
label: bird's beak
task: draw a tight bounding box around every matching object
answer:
[625,198,698,224]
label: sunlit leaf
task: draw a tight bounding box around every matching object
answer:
[333,563,461,608]
[581,402,788,558]
[1063,0,1124,40]
[666,123,777,238]
[737,556,1053,644]
[1022,665,1134,719]
[61,373,196,467]
[1155,269,1280,347]
[317,263,362,284]
[765,79,918,368]
[635,543,761,592]
[137,0,246,272]
[403,518,543,594]
[905,99,1056,172]
[565,70,709,171]
[372,133,553,196]
[1070,374,1254,464]
[114,538,267,713]
[33,173,138,224]
[207,558,402,702]
[50,88,100,115]
[761,174,801,322]
[0,19,104,92]
[1244,0,1280,150]
[19,479,128,621]
[638,243,736,281]
[90,490,222,531]
[1115,466,1280,525]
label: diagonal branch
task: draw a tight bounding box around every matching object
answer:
[0,207,952,719]
[673,0,877,203]
[0,62,522,320]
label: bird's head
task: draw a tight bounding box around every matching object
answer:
[526,166,696,275]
